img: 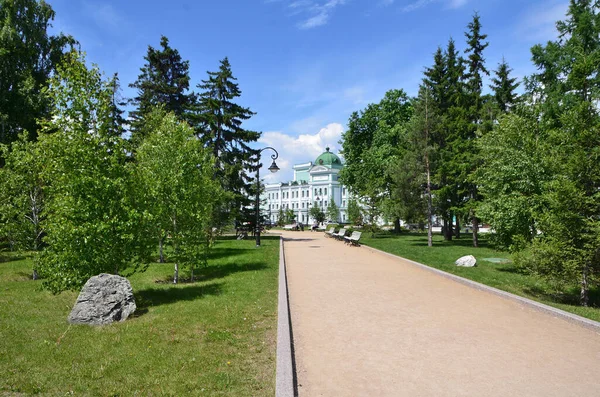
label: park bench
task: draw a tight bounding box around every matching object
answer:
[344,231,362,246]
[324,226,336,237]
[283,224,299,231]
[333,228,347,240]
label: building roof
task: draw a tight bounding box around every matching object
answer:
[314,147,343,169]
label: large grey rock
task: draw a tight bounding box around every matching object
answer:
[455,255,477,267]
[68,273,136,325]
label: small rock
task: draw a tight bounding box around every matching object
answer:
[68,273,136,325]
[455,255,477,267]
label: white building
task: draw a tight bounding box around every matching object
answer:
[262,148,352,224]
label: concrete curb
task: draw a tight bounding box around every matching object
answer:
[361,244,600,332]
[276,236,295,397]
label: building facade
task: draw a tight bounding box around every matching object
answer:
[262,148,352,225]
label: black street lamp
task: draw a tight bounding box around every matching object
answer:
[256,147,279,247]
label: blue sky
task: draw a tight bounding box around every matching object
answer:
[48,0,568,182]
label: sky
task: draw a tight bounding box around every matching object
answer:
[48,0,569,182]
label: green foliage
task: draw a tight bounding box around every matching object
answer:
[477,110,548,250]
[309,202,325,224]
[479,1,600,305]
[326,196,339,222]
[35,51,153,293]
[339,89,413,223]
[276,208,285,226]
[0,132,44,252]
[391,85,438,228]
[134,109,225,283]
[0,0,75,146]
[490,58,520,113]
[128,36,195,146]
[195,58,260,222]
[346,199,363,226]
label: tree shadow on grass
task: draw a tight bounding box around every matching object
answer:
[154,261,269,285]
[495,265,525,275]
[134,282,224,316]
[406,237,494,249]
[0,254,27,263]
[207,247,256,261]
[524,284,600,308]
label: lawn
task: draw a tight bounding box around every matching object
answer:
[361,232,600,322]
[0,236,279,396]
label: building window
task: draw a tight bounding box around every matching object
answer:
[342,188,346,196]
[319,188,322,195]
[342,214,346,222]
[301,191,304,198]
[324,201,327,208]
[276,193,279,199]
[342,200,346,207]
[314,188,317,196]
[324,188,327,195]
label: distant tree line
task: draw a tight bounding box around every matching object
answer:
[0,0,260,292]
[340,1,600,306]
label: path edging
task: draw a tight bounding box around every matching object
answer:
[361,244,600,332]
[276,236,294,397]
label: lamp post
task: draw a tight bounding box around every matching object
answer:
[256,147,280,247]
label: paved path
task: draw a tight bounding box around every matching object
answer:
[281,230,600,397]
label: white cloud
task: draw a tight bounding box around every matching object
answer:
[516,1,568,42]
[258,123,345,182]
[82,1,125,32]
[268,0,348,29]
[401,0,469,12]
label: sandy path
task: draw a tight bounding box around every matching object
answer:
[282,231,600,397]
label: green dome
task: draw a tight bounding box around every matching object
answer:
[315,147,343,169]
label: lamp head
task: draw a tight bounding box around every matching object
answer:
[268,161,280,173]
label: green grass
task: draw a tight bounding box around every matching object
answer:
[0,236,279,396]
[361,232,600,322]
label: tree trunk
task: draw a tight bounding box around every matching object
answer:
[172,214,178,284]
[190,268,194,283]
[159,236,165,263]
[580,262,589,307]
[425,143,433,248]
[455,217,460,239]
[471,210,479,248]
[443,216,453,241]
[394,218,401,234]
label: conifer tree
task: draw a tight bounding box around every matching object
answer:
[195,57,261,223]
[523,0,600,306]
[129,36,194,145]
[0,0,75,146]
[462,13,490,247]
[326,196,340,223]
[490,58,520,113]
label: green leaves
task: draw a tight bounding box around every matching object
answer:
[0,0,75,146]
[35,52,153,293]
[134,108,225,281]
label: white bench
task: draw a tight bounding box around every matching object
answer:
[344,231,362,246]
[324,226,336,237]
[333,228,347,240]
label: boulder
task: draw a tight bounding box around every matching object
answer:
[455,255,477,267]
[68,273,136,325]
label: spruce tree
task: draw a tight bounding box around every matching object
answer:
[0,0,75,146]
[524,0,600,306]
[128,36,195,146]
[195,57,261,222]
[462,13,490,247]
[490,58,520,113]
